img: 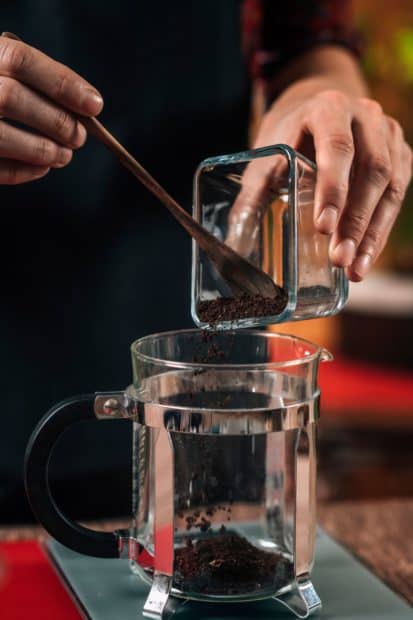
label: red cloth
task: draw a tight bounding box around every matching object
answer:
[319,357,413,419]
[0,541,80,620]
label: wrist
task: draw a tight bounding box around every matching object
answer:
[266,46,368,110]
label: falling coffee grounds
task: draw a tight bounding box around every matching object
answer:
[171,321,292,598]
[198,291,288,324]
[174,532,292,595]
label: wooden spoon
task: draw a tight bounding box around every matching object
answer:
[2,32,280,298]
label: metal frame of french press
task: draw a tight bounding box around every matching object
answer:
[96,386,322,620]
[24,383,322,619]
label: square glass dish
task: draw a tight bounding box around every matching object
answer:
[191,144,348,329]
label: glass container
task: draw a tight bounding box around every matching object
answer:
[192,144,348,329]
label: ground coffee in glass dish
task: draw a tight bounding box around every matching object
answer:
[197,290,288,324]
[193,145,349,329]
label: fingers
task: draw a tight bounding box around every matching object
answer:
[329,100,392,269]
[0,34,101,185]
[225,111,299,256]
[225,152,290,257]
[307,91,355,234]
[0,120,73,167]
[223,85,409,283]
[0,38,103,116]
[230,152,289,217]
[0,160,50,184]
[0,76,86,148]
[347,119,412,280]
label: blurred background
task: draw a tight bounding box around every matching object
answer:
[278,0,413,504]
[0,3,412,616]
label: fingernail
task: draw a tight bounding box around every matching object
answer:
[331,238,357,266]
[31,167,50,179]
[351,253,372,279]
[1,32,20,40]
[316,206,338,234]
[81,87,104,115]
[226,209,260,257]
[71,123,87,149]
[54,147,73,167]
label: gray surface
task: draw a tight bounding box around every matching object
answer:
[47,532,412,619]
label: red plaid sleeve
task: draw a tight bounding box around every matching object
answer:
[242,0,362,82]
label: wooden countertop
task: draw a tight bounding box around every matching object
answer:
[1,499,412,606]
[319,498,413,606]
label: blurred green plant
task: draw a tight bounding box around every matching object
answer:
[355,4,413,257]
[395,28,413,83]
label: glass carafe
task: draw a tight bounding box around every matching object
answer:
[24,329,331,619]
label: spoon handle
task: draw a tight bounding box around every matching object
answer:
[80,116,204,241]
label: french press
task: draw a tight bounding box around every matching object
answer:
[25,329,331,619]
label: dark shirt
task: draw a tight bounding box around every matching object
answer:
[0,0,359,520]
[242,0,360,84]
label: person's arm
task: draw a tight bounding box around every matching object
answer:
[237,1,412,282]
[263,45,367,106]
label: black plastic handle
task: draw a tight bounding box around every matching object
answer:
[24,394,119,558]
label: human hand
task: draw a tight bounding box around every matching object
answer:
[228,88,412,282]
[0,34,103,184]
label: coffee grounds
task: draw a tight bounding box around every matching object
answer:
[197,291,287,324]
[174,532,292,595]
[297,284,335,307]
[191,329,228,364]
[173,323,292,597]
